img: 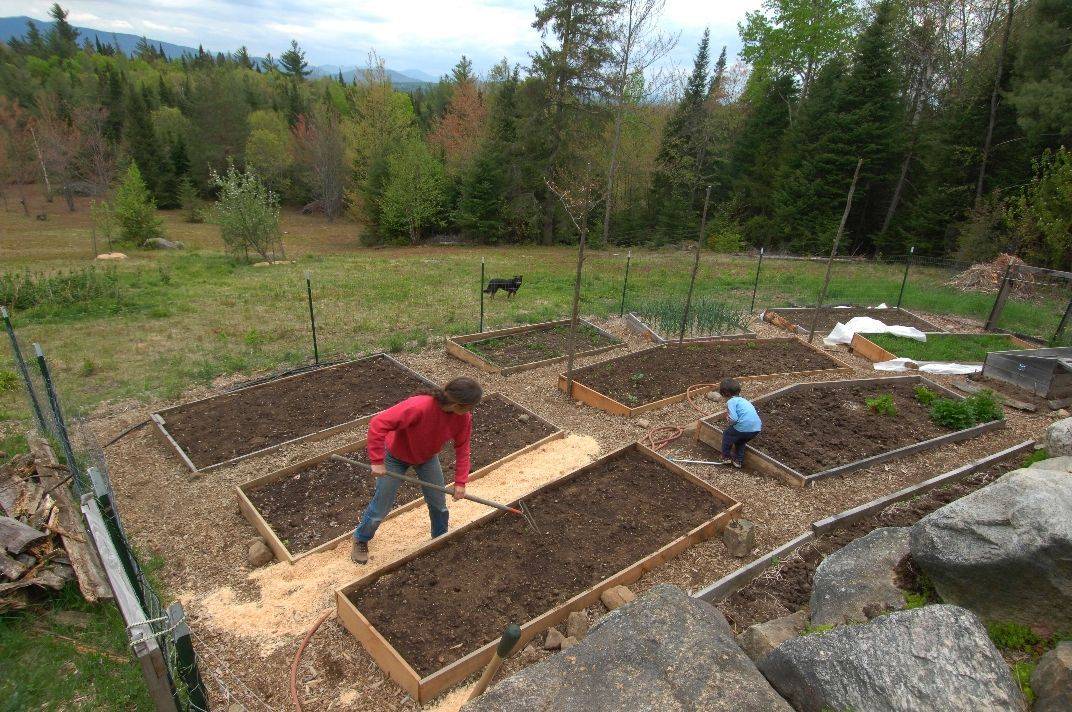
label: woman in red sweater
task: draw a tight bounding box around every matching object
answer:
[351,377,482,564]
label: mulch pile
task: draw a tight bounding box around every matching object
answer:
[947,254,1033,296]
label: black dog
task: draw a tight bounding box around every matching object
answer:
[483,275,523,299]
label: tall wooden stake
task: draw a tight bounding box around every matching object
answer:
[808,159,863,344]
[679,186,712,343]
[479,258,486,332]
[565,221,588,395]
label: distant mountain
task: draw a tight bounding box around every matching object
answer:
[0,16,433,85]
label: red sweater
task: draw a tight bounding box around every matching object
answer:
[366,395,473,485]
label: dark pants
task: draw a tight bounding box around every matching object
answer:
[722,426,759,465]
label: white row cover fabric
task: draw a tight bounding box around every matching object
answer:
[873,358,982,375]
[824,316,927,347]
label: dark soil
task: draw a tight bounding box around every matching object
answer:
[573,339,843,407]
[348,448,725,676]
[160,356,432,469]
[737,380,956,476]
[465,322,618,368]
[717,454,1023,631]
[244,395,557,554]
[771,306,940,332]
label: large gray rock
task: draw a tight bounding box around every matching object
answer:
[143,237,184,250]
[758,605,1027,712]
[1029,455,1072,473]
[810,526,911,626]
[910,468,1072,630]
[463,584,792,712]
[1031,641,1072,712]
[1043,417,1072,457]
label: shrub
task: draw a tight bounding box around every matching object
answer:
[112,164,163,245]
[865,393,896,416]
[929,398,978,430]
[987,621,1040,651]
[917,385,1003,429]
[178,177,204,224]
[211,164,282,262]
[966,389,1003,423]
[914,385,938,405]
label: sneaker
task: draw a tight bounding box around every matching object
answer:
[351,540,369,565]
[732,461,743,469]
[715,457,733,466]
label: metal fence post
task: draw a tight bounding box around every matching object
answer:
[619,250,632,317]
[749,247,764,313]
[1,307,48,434]
[305,272,318,364]
[168,602,210,711]
[985,262,1015,332]
[32,343,80,490]
[896,246,914,309]
[479,258,486,333]
[1053,297,1072,346]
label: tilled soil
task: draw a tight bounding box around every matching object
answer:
[717,453,1024,631]
[741,380,960,476]
[573,339,843,406]
[159,356,433,468]
[464,322,619,368]
[768,306,941,332]
[244,395,558,555]
[347,448,725,677]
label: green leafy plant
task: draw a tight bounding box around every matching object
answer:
[632,296,748,338]
[1012,661,1036,704]
[914,385,938,405]
[631,372,646,381]
[923,389,1003,429]
[1023,449,1049,467]
[987,621,1041,651]
[865,393,897,416]
[211,163,283,262]
[929,398,977,429]
[903,591,928,609]
[0,369,19,393]
[966,389,1003,423]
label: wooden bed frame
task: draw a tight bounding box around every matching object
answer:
[446,318,624,376]
[848,331,1034,364]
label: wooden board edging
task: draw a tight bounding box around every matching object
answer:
[446,318,625,376]
[763,306,943,335]
[153,354,436,473]
[334,443,740,703]
[559,337,852,418]
[624,312,756,344]
[692,532,815,604]
[695,375,1001,486]
[236,395,564,563]
[849,331,1035,365]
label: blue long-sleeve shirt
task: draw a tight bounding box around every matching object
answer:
[726,396,762,433]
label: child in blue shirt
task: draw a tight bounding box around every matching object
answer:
[718,378,762,468]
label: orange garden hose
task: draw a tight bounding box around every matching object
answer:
[291,609,335,712]
[639,383,721,451]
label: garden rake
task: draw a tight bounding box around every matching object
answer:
[330,454,541,533]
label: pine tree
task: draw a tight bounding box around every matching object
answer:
[236,46,254,70]
[113,163,163,244]
[102,68,125,142]
[46,4,80,59]
[124,90,165,197]
[280,40,310,80]
[23,21,46,57]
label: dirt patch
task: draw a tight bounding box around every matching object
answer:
[244,395,558,555]
[347,447,726,677]
[967,373,1058,411]
[463,322,618,368]
[717,453,1023,630]
[738,380,960,476]
[770,306,940,332]
[158,355,433,468]
[573,339,843,407]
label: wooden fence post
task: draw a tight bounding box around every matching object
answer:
[985,263,1015,332]
[808,159,863,343]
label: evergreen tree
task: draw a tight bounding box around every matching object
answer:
[1009,0,1072,152]
[236,46,254,70]
[124,90,165,197]
[279,40,310,80]
[46,4,80,59]
[113,163,163,244]
[451,55,475,84]
[102,68,125,142]
[23,21,46,57]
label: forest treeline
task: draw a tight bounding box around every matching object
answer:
[0,1,1069,267]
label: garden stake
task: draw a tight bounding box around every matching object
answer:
[1052,297,1072,346]
[305,272,318,364]
[808,159,863,344]
[619,250,631,317]
[749,247,764,313]
[329,454,540,532]
[679,185,712,343]
[1,306,48,434]
[468,623,522,701]
[896,246,914,309]
[480,257,485,333]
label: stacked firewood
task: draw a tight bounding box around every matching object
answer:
[0,437,112,611]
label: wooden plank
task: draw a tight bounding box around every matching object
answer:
[334,443,741,703]
[151,414,199,474]
[0,515,47,554]
[445,339,500,373]
[448,318,625,376]
[848,332,897,363]
[694,418,808,487]
[811,440,1036,534]
[765,306,943,333]
[692,531,816,603]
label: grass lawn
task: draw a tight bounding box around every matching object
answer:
[0,584,154,711]
[866,332,1027,363]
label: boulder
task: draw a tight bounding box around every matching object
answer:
[723,519,756,558]
[143,237,184,250]
[599,585,636,611]
[910,468,1072,630]
[810,527,911,626]
[737,610,808,662]
[247,539,274,567]
[462,585,792,712]
[543,627,565,650]
[758,605,1027,712]
[565,611,589,639]
[1043,417,1072,457]
[1029,455,1072,473]
[1031,641,1072,712]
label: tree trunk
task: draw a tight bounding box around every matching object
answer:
[975,0,1015,208]
[881,37,934,236]
[64,184,75,212]
[564,221,588,393]
[602,101,626,246]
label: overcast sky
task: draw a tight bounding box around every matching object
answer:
[4,0,762,77]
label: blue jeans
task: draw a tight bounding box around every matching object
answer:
[354,450,449,543]
[722,425,759,465]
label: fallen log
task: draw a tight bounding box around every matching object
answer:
[0,515,47,554]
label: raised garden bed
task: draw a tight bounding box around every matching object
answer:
[446,318,623,376]
[982,347,1072,400]
[763,306,941,335]
[559,337,852,417]
[849,332,1033,364]
[335,443,741,703]
[695,375,1005,487]
[623,312,756,344]
[236,394,562,562]
[152,354,436,472]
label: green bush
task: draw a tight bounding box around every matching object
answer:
[917,385,1003,429]
[865,393,896,416]
[0,369,18,393]
[914,385,938,405]
[1023,449,1049,467]
[112,164,163,245]
[929,398,978,430]
[966,389,1003,423]
[211,164,282,262]
[178,177,205,224]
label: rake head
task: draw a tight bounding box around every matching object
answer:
[518,500,540,534]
